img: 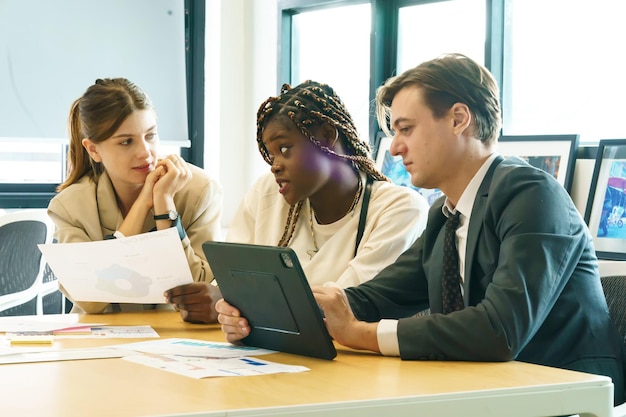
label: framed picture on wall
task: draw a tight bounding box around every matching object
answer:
[374,131,443,206]
[584,139,626,260]
[497,134,580,193]
[374,133,392,169]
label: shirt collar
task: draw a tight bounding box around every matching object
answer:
[442,152,500,219]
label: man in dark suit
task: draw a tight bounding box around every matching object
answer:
[216,53,624,405]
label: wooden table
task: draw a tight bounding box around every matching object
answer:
[0,311,613,417]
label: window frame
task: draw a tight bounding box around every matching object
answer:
[0,0,205,209]
[278,0,503,147]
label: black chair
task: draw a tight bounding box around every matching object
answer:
[600,275,626,416]
[601,275,626,343]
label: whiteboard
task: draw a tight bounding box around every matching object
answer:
[0,0,189,145]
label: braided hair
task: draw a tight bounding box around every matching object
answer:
[256,80,388,247]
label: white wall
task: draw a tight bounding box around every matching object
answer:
[205,0,277,228]
[0,0,188,145]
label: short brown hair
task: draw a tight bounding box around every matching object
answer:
[376,53,501,145]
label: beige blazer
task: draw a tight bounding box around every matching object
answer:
[47,163,223,313]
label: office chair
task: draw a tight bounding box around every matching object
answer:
[602,275,626,343]
[0,209,59,315]
[600,275,626,417]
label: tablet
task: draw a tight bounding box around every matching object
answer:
[203,241,337,360]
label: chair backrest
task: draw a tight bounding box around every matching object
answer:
[0,209,55,314]
[600,275,626,344]
[601,275,626,414]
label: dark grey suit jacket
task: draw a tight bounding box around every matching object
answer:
[346,156,625,404]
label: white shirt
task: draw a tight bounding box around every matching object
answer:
[377,153,500,356]
[227,172,429,288]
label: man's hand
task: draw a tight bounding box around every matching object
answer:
[164,282,221,323]
[313,286,380,352]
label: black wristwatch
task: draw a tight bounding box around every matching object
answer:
[154,210,186,240]
[154,210,178,222]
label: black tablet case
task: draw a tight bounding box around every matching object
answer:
[203,241,337,360]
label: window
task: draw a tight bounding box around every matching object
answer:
[397,0,486,72]
[0,142,65,184]
[282,0,488,144]
[288,3,372,142]
[503,0,626,144]
[0,0,195,208]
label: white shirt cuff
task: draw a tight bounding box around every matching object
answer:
[377,319,400,356]
[113,230,126,239]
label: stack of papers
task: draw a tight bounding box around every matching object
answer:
[0,335,309,378]
[0,315,159,340]
[0,315,308,378]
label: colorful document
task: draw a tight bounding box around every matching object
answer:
[123,354,309,378]
[38,228,192,304]
[112,338,275,358]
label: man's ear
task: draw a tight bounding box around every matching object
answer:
[451,103,472,134]
[81,138,102,163]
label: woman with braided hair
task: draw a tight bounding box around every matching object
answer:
[223,80,429,289]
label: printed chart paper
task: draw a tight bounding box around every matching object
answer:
[112,338,276,358]
[123,354,309,378]
[38,228,192,303]
[114,338,306,378]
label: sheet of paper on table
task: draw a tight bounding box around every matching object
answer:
[112,338,276,358]
[0,323,160,355]
[0,313,89,333]
[115,337,308,378]
[123,354,309,378]
[0,347,140,364]
[2,325,159,340]
[0,336,309,377]
[38,228,192,304]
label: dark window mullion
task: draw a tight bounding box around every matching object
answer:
[485,0,506,138]
[370,0,399,144]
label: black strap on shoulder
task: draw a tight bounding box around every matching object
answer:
[355,176,373,257]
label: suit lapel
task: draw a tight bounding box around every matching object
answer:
[463,155,504,304]
[96,172,124,236]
